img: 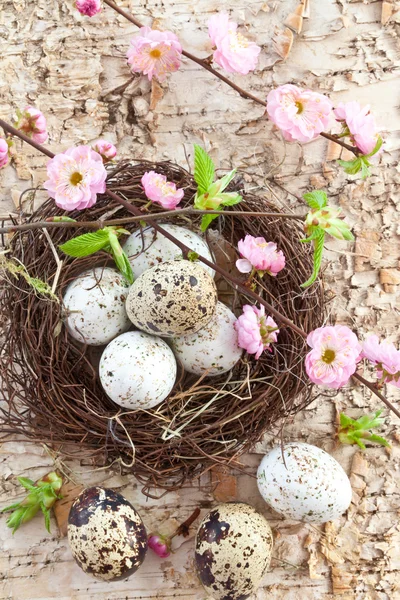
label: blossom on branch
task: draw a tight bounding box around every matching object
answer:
[305,325,362,389]
[208,12,261,75]
[334,101,380,156]
[92,140,117,163]
[236,235,285,276]
[362,335,400,389]
[44,145,107,211]
[75,0,102,17]
[17,106,48,144]
[141,171,184,209]
[0,138,9,169]
[127,27,182,82]
[266,84,332,143]
[234,305,279,359]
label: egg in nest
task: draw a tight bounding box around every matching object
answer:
[257,442,353,523]
[67,487,147,581]
[99,331,177,409]
[126,260,218,337]
[123,223,215,279]
[62,267,131,346]
[195,502,273,600]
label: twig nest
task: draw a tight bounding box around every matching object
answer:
[63,267,131,346]
[195,502,273,600]
[68,487,147,581]
[126,260,218,337]
[171,301,243,375]
[99,331,177,409]
[123,223,215,279]
[257,443,353,523]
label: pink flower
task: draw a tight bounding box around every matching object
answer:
[236,235,285,276]
[148,534,171,558]
[334,101,379,155]
[126,27,182,82]
[234,304,279,359]
[208,13,261,75]
[266,84,333,143]
[362,335,400,388]
[305,325,362,389]
[44,145,107,211]
[75,0,101,17]
[18,106,48,144]
[141,171,184,209]
[92,140,117,163]
[0,138,9,169]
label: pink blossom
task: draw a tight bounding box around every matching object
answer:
[234,304,279,359]
[141,171,184,209]
[44,145,107,211]
[127,27,182,82]
[236,235,285,276]
[0,138,9,169]
[334,101,379,155]
[208,13,261,75]
[305,325,362,389]
[92,140,117,163]
[148,534,171,558]
[362,335,400,388]
[18,106,48,144]
[75,0,102,17]
[266,84,333,143]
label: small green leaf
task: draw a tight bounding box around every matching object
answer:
[338,410,390,449]
[17,477,36,491]
[108,232,134,284]
[200,213,219,232]
[365,135,383,158]
[194,145,215,194]
[360,157,371,180]
[41,505,51,534]
[217,192,242,206]
[48,216,77,223]
[303,190,328,210]
[301,230,325,288]
[59,230,111,258]
[215,169,237,193]
[187,251,199,262]
[337,157,363,175]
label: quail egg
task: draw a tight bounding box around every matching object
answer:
[195,502,273,600]
[99,331,177,409]
[126,260,218,337]
[123,223,215,278]
[68,486,147,581]
[171,302,243,375]
[63,267,131,345]
[257,442,353,523]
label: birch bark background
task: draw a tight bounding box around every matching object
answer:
[0,0,400,598]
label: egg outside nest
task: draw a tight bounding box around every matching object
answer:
[195,502,274,600]
[126,260,218,338]
[67,487,148,581]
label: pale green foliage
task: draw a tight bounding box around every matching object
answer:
[1,257,58,301]
[337,136,383,180]
[338,410,390,450]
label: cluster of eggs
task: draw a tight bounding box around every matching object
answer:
[63,224,244,411]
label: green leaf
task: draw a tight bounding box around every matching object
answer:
[337,157,362,175]
[218,192,242,206]
[200,213,219,232]
[17,477,36,491]
[303,190,328,210]
[48,216,77,223]
[360,158,371,180]
[365,135,383,158]
[108,232,134,284]
[193,145,215,194]
[301,230,325,288]
[187,251,199,262]
[41,505,51,534]
[59,229,111,258]
[338,410,390,449]
[215,169,237,193]
[366,433,390,448]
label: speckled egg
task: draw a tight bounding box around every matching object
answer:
[257,443,353,523]
[99,331,177,409]
[126,260,218,337]
[67,487,147,581]
[171,302,243,376]
[123,223,215,279]
[195,502,273,600]
[63,267,131,346]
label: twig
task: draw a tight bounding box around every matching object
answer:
[353,373,400,420]
[320,132,360,156]
[42,228,63,294]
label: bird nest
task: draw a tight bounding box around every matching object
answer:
[0,161,324,494]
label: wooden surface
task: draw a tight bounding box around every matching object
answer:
[1,0,400,598]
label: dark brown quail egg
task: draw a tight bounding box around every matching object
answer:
[67,487,147,581]
[195,502,273,600]
[126,260,218,337]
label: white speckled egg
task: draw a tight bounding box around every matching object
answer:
[126,260,218,337]
[99,331,177,409]
[123,223,215,278]
[257,443,352,523]
[63,267,131,346]
[68,487,147,581]
[195,502,273,600]
[171,302,243,376]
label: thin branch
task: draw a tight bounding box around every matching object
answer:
[353,373,400,420]
[320,132,360,156]
[0,120,55,158]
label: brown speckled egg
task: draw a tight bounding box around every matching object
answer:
[195,502,273,600]
[67,487,147,581]
[126,260,218,337]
